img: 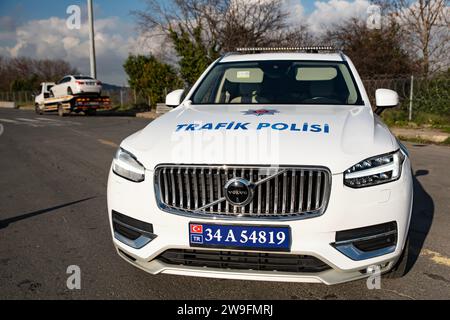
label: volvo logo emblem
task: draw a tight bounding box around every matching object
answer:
[224,178,254,207]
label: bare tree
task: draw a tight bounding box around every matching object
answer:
[324,18,417,77]
[218,0,290,51]
[392,0,449,76]
[282,24,315,47]
[133,0,304,54]
[0,56,77,91]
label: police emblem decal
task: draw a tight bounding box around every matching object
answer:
[241,109,279,116]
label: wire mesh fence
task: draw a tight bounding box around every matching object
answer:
[102,88,165,109]
[0,88,151,109]
[362,76,450,117]
[1,76,449,118]
[0,91,35,105]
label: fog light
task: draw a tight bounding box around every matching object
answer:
[112,211,157,249]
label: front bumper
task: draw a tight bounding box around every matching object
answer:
[107,158,413,285]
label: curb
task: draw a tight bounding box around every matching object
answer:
[392,128,449,143]
[0,101,17,109]
[135,111,158,120]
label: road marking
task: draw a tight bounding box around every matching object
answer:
[98,139,118,148]
[36,117,62,122]
[15,118,41,122]
[380,289,415,300]
[0,118,19,124]
[36,117,81,126]
[12,118,41,127]
[421,249,450,267]
[0,117,81,127]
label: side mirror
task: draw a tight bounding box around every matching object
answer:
[165,89,185,107]
[43,93,50,99]
[375,89,399,115]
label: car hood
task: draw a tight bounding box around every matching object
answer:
[122,104,397,174]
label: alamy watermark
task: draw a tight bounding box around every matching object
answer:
[66,5,81,30]
[66,265,81,290]
[367,5,382,30]
[366,265,382,290]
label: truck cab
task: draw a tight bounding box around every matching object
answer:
[34,82,55,106]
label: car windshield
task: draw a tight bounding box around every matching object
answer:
[191,60,363,105]
[74,76,94,80]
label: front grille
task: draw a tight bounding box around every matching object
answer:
[158,249,331,273]
[154,165,331,219]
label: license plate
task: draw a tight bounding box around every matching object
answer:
[189,223,291,251]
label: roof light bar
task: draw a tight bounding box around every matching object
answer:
[235,46,336,53]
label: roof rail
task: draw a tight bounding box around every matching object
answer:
[235,46,337,54]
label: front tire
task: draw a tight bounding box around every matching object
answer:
[35,104,43,115]
[384,237,409,279]
[67,87,73,95]
[85,109,97,116]
[58,104,66,117]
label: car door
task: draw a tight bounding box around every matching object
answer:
[54,77,70,96]
[61,77,71,96]
[53,78,64,96]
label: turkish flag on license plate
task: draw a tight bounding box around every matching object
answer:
[190,224,203,234]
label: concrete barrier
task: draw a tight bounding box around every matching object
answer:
[0,101,17,109]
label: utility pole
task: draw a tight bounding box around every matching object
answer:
[409,75,414,122]
[87,0,97,79]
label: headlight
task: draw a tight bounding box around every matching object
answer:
[112,148,145,182]
[344,150,405,188]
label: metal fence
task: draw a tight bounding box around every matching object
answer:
[362,76,450,119]
[1,76,449,119]
[0,88,151,109]
[102,88,152,108]
[0,91,35,105]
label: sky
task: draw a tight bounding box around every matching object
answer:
[0,0,372,85]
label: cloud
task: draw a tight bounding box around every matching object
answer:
[284,0,306,26]
[0,15,165,85]
[306,0,371,34]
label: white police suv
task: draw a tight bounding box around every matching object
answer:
[107,47,413,285]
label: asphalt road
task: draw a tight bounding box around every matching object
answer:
[0,108,449,300]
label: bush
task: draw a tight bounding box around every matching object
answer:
[412,77,450,115]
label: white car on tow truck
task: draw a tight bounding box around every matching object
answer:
[107,47,413,285]
[50,75,102,97]
[35,81,111,116]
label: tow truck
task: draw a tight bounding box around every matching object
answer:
[34,82,112,116]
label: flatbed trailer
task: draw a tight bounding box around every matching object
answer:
[35,83,112,116]
[36,95,112,116]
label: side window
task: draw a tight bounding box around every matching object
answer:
[59,77,70,84]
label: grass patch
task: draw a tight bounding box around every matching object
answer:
[112,103,152,112]
[381,109,450,131]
